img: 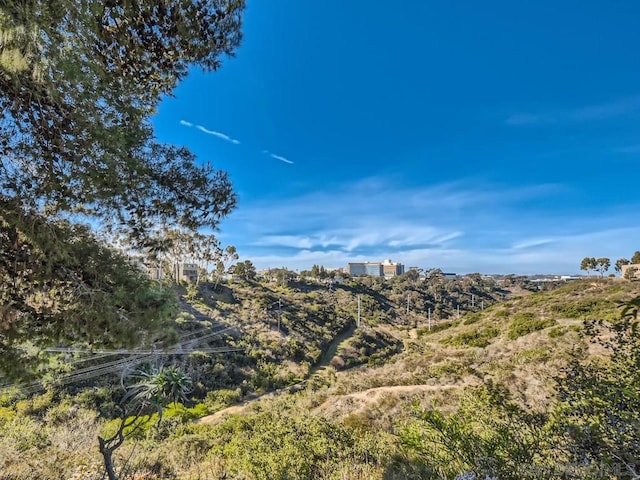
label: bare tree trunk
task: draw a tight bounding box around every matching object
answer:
[98,431,124,480]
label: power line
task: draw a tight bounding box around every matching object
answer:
[1,324,243,394]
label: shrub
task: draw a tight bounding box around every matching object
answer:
[418,320,456,336]
[443,326,500,348]
[548,326,566,338]
[205,388,242,413]
[399,382,554,480]
[462,312,482,325]
[507,313,556,340]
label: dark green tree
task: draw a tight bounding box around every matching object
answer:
[580,257,597,276]
[555,298,640,478]
[0,200,177,378]
[232,259,257,281]
[1,1,243,239]
[399,382,554,480]
[595,257,611,277]
[0,0,246,378]
[631,251,640,264]
[615,258,631,274]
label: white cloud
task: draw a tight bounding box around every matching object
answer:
[219,176,640,274]
[505,113,554,126]
[512,238,554,250]
[263,150,294,164]
[269,153,294,164]
[179,119,241,144]
[195,125,241,144]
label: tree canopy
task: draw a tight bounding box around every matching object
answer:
[1,1,243,241]
[0,0,246,378]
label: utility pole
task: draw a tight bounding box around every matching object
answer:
[406,294,410,314]
[472,294,475,307]
[357,295,361,328]
[428,307,431,331]
[277,298,282,332]
[457,304,460,319]
[481,300,484,311]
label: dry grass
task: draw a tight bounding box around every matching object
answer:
[304,278,639,417]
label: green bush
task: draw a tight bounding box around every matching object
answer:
[443,325,500,348]
[462,312,482,325]
[205,388,242,413]
[507,313,556,340]
[418,320,456,335]
[551,298,617,320]
[428,360,469,379]
[399,382,554,480]
[548,326,566,338]
[207,410,389,480]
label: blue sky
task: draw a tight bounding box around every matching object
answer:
[153,1,640,274]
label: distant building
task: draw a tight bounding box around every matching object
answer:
[179,263,199,283]
[346,259,404,277]
[382,259,405,277]
[443,273,457,280]
[347,262,381,276]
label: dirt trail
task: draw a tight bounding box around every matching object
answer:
[198,324,357,425]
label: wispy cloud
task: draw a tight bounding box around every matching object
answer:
[219,176,635,274]
[506,94,640,126]
[180,119,241,144]
[195,125,241,144]
[512,238,554,250]
[180,121,296,165]
[225,173,640,274]
[263,150,294,164]
[242,226,640,275]
[505,113,554,126]
[270,154,294,164]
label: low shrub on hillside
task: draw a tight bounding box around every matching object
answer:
[333,329,402,370]
[418,320,457,336]
[205,388,243,413]
[507,313,556,340]
[462,312,482,325]
[443,325,500,348]
[551,299,617,320]
[547,326,566,338]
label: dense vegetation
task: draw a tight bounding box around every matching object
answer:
[1,278,638,479]
[0,0,244,378]
[2,2,640,479]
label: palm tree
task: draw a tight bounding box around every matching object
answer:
[99,364,192,480]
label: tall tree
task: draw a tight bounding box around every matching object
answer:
[580,257,597,276]
[0,199,177,378]
[632,251,640,264]
[615,258,631,274]
[556,298,640,477]
[212,245,239,290]
[595,257,611,277]
[0,1,246,378]
[232,259,257,282]
[1,1,243,241]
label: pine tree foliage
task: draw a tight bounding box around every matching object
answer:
[0,0,246,378]
[0,0,243,240]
